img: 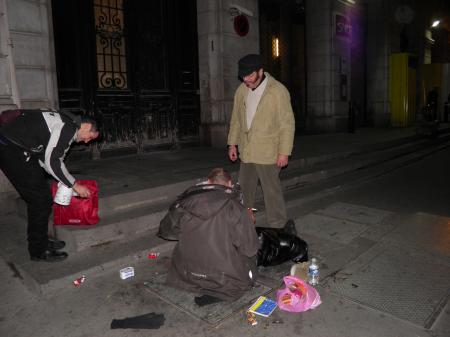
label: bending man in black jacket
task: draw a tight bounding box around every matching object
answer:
[160,168,260,304]
[0,109,99,262]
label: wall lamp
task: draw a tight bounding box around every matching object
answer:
[431,20,440,28]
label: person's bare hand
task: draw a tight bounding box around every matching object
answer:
[247,208,256,224]
[276,154,289,168]
[72,182,91,198]
[228,145,238,162]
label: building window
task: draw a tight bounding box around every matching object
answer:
[94,0,127,89]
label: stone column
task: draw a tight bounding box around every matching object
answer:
[5,0,58,109]
[365,0,395,126]
[306,0,348,132]
[197,0,259,148]
[0,0,18,109]
[0,0,58,214]
[0,0,20,215]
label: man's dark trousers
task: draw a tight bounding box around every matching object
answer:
[0,142,52,256]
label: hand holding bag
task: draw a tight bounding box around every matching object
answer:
[52,180,99,225]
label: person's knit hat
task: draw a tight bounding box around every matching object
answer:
[238,54,263,78]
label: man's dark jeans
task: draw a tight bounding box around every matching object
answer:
[0,143,52,256]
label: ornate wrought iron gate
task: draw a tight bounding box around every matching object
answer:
[52,0,200,152]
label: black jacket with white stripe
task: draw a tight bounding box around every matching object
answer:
[0,109,81,187]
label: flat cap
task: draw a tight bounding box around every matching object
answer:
[238,54,262,78]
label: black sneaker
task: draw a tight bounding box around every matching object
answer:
[48,238,66,251]
[31,250,68,262]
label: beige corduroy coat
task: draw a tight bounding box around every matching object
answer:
[227,73,295,164]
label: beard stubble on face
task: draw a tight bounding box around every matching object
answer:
[244,70,263,89]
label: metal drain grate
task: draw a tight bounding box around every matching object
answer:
[144,272,272,326]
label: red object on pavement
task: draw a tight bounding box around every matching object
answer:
[73,275,86,286]
[52,180,99,225]
[148,252,159,259]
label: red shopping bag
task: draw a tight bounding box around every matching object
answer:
[52,180,100,225]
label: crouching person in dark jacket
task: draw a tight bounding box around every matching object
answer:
[159,168,260,305]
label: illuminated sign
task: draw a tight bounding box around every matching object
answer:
[335,14,352,40]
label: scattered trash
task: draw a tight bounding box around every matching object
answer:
[110,312,165,329]
[148,252,160,259]
[119,267,135,280]
[327,269,352,284]
[248,296,278,317]
[290,261,309,281]
[246,312,258,326]
[272,318,284,324]
[308,257,320,286]
[73,275,86,286]
[351,283,359,288]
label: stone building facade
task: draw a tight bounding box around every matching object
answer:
[1,0,449,211]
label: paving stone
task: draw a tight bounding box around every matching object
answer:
[324,241,450,328]
[381,212,450,259]
[315,202,393,225]
[297,213,370,244]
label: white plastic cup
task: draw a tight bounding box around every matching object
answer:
[54,183,74,206]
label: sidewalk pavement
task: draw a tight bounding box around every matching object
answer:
[1,125,450,337]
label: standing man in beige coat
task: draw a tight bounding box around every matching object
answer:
[227,54,296,230]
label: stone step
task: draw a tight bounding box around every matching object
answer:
[5,137,450,297]
[92,132,427,217]
[54,201,170,253]
[13,131,427,221]
[97,179,195,218]
[54,135,445,255]
[281,136,443,190]
[14,131,450,258]
[6,222,176,296]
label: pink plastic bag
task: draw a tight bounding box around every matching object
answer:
[276,275,321,312]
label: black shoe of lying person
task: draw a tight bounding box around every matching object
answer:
[283,219,297,236]
[31,250,68,262]
[48,238,66,251]
[194,295,224,307]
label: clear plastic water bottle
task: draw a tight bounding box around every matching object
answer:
[308,257,319,286]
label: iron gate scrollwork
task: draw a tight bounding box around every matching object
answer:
[52,0,200,153]
[94,0,128,90]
